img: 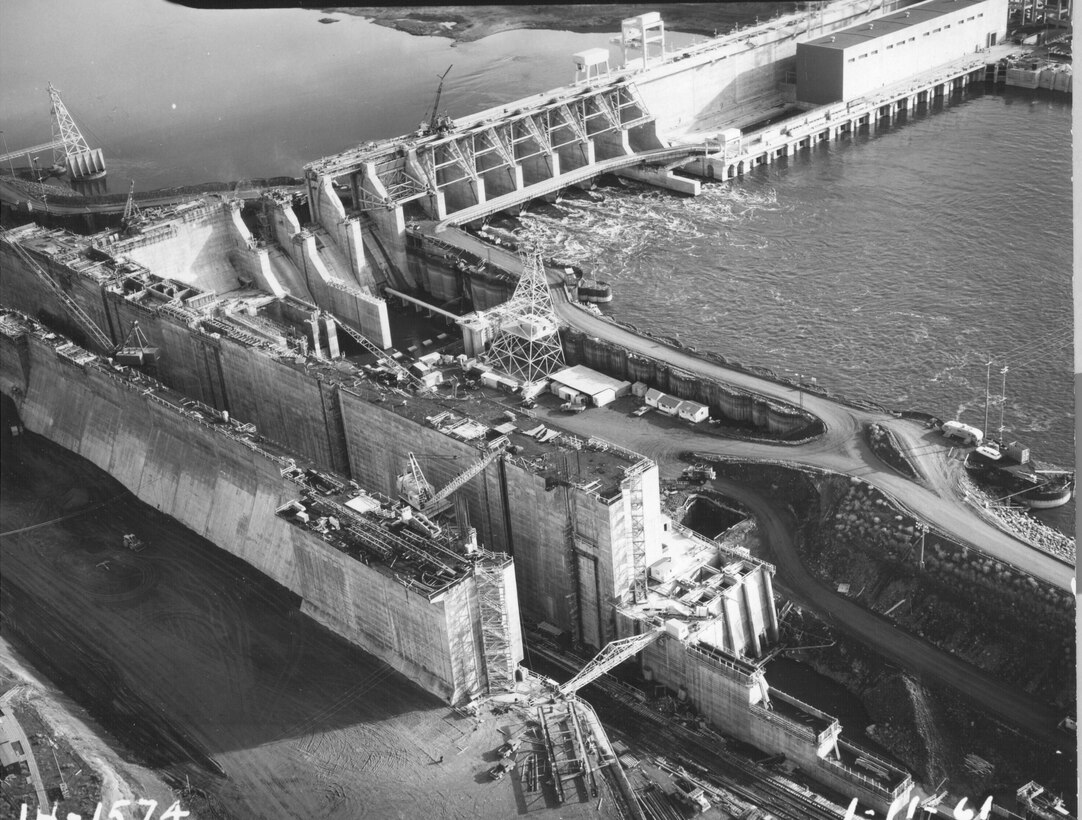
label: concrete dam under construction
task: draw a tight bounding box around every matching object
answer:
[0,1,1074,818]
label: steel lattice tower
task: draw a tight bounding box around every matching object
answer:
[486,250,565,384]
[49,84,94,169]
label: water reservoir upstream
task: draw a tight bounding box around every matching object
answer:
[1,0,1072,541]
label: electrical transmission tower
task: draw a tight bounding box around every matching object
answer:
[486,250,566,384]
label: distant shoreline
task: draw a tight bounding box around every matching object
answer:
[317,4,795,43]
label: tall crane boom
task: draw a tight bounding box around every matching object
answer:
[421,65,453,135]
[1,232,113,353]
[559,627,664,697]
[420,443,505,516]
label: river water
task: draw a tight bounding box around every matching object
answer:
[515,87,1075,533]
[1,1,1072,535]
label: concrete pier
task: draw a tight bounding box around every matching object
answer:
[692,55,998,182]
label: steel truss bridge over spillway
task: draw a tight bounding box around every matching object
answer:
[433,143,712,230]
[303,75,710,226]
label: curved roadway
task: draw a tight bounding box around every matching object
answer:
[552,295,1074,591]
[433,225,1074,741]
[436,225,1072,589]
[0,178,302,216]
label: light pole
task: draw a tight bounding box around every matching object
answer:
[794,373,817,410]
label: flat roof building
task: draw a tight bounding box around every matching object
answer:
[550,364,632,407]
[796,0,1008,104]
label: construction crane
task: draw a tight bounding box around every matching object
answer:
[1,231,113,353]
[326,314,430,392]
[558,626,664,697]
[121,179,144,231]
[0,232,162,366]
[399,442,507,518]
[0,84,106,180]
[419,65,454,136]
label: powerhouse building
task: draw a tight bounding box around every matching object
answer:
[795,0,1009,104]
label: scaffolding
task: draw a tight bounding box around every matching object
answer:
[486,250,565,384]
[476,562,517,693]
[623,461,649,603]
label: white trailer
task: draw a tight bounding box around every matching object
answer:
[941,420,983,446]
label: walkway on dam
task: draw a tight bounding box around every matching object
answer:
[0,176,303,216]
[433,144,711,231]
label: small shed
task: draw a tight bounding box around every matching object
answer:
[677,400,709,423]
[649,556,674,583]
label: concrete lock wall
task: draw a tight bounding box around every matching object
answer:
[0,329,30,398]
[644,640,835,788]
[643,638,764,738]
[563,330,811,436]
[292,524,480,702]
[335,385,640,641]
[3,329,477,701]
[54,289,352,479]
[13,335,302,590]
[217,345,353,477]
[0,242,118,352]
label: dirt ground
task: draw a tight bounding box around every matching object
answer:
[0,415,623,820]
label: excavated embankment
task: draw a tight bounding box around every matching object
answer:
[702,461,1075,799]
[804,472,1074,707]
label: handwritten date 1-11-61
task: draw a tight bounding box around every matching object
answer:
[20,799,189,820]
[845,795,995,820]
